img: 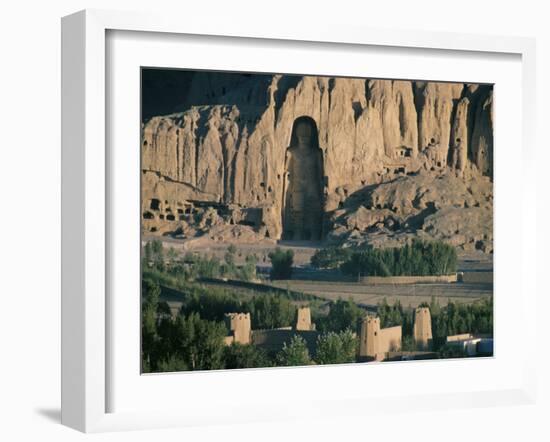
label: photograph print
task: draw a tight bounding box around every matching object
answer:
[140,69,494,373]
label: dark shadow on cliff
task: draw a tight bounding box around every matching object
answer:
[141,68,196,122]
[403,202,437,231]
[343,177,403,211]
[274,75,302,124]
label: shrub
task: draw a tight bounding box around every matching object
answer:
[223,343,271,369]
[157,354,189,372]
[268,248,294,280]
[236,255,257,281]
[151,239,165,271]
[143,239,165,271]
[317,298,364,333]
[315,330,357,364]
[310,247,352,269]
[276,335,312,366]
[224,245,237,267]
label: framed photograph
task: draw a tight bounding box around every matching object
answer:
[61,9,537,432]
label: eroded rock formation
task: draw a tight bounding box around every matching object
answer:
[141,73,493,251]
[329,169,493,253]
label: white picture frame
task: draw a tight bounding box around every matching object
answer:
[61,9,537,433]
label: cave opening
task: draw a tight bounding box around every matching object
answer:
[150,198,160,211]
[282,116,324,241]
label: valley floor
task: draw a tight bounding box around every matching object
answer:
[270,279,492,310]
[144,236,493,309]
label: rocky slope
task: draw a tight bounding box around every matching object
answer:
[141,73,493,251]
[329,169,493,253]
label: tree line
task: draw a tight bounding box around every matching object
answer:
[178,284,297,330]
[144,240,258,282]
[142,240,489,371]
[143,275,492,371]
[144,240,303,282]
[311,239,458,277]
[141,278,362,372]
[376,296,493,352]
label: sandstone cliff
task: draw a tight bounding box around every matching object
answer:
[329,169,493,253]
[141,73,493,250]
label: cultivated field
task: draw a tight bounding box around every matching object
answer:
[146,236,493,310]
[269,279,492,309]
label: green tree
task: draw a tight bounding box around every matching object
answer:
[167,246,178,263]
[277,335,312,366]
[340,239,457,277]
[224,245,237,268]
[315,330,357,364]
[268,248,294,280]
[401,335,416,352]
[150,239,165,271]
[157,301,172,319]
[310,247,352,269]
[141,303,158,368]
[193,255,221,279]
[157,354,189,372]
[245,294,295,329]
[318,298,363,333]
[223,343,271,369]
[245,253,258,265]
[144,241,153,266]
[237,262,257,281]
[340,248,391,277]
[141,278,162,371]
[438,343,466,359]
[142,278,161,307]
[180,287,241,322]
[378,298,408,330]
[173,313,227,371]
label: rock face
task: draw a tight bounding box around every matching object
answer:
[141,73,493,250]
[329,169,493,253]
